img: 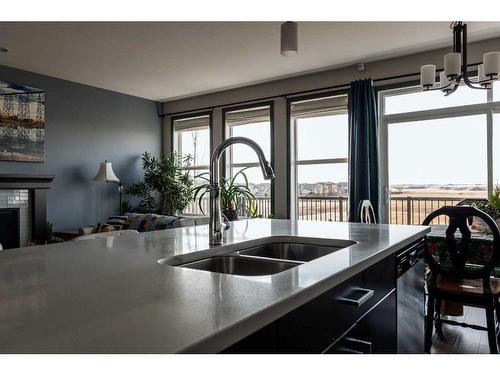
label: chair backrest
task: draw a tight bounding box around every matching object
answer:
[422,206,500,281]
[358,200,377,224]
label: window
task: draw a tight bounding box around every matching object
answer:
[225,105,272,218]
[494,113,500,186]
[380,82,500,225]
[290,94,349,221]
[384,86,486,115]
[494,81,500,186]
[173,114,211,214]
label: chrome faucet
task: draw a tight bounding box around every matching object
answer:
[209,137,275,245]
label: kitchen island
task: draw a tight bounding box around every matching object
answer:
[0,219,429,353]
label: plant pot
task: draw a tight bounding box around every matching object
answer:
[222,209,239,221]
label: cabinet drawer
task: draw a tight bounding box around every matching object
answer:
[324,290,397,354]
[277,255,395,353]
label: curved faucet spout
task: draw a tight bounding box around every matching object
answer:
[209,137,275,245]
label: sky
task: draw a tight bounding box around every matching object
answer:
[386,84,493,186]
[176,80,500,190]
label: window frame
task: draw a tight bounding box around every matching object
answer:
[287,90,350,220]
[222,101,275,216]
[171,111,213,176]
[378,82,500,223]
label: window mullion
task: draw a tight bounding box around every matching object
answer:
[488,88,494,196]
[296,158,348,165]
[384,102,492,124]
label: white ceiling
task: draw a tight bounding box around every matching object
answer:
[0,22,499,102]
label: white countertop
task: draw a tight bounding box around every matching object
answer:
[0,219,429,353]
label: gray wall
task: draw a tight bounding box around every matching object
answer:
[162,37,500,114]
[0,65,161,230]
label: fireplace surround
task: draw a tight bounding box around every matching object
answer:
[0,207,20,249]
[0,174,54,248]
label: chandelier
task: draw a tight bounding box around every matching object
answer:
[420,22,500,95]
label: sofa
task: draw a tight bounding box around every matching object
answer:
[78,213,209,236]
[122,212,209,233]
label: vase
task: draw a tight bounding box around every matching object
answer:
[222,209,238,221]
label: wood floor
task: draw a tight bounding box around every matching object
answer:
[431,305,492,354]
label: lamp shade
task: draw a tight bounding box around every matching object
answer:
[439,71,449,88]
[93,161,120,182]
[483,51,500,76]
[478,63,487,82]
[444,52,461,78]
[420,64,436,87]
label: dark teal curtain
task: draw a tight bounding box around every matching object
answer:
[348,79,380,222]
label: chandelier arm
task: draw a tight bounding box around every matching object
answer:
[457,24,489,91]
[463,74,490,90]
[444,82,460,96]
[423,78,458,93]
[440,79,456,90]
[423,76,458,92]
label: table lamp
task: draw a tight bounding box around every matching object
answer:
[93,160,124,215]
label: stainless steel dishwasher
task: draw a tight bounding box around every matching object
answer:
[396,240,425,353]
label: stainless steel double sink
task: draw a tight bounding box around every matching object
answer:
[173,239,356,276]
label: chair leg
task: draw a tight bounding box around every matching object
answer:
[435,298,443,336]
[496,300,500,327]
[425,293,436,353]
[485,301,499,354]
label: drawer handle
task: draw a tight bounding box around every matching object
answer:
[344,337,373,354]
[336,287,374,306]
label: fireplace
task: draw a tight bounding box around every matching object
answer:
[0,174,54,248]
[0,208,20,249]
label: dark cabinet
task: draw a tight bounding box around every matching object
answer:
[223,255,397,354]
[324,290,396,354]
[277,255,394,353]
[220,321,279,353]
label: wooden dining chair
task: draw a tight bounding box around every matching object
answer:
[422,206,500,354]
[358,200,377,223]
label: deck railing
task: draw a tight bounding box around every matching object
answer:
[389,196,465,225]
[183,197,272,218]
[183,195,474,224]
[297,196,348,222]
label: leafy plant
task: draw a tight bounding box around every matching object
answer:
[42,222,64,244]
[193,167,257,219]
[471,184,500,220]
[43,222,54,243]
[126,151,194,215]
[488,184,500,211]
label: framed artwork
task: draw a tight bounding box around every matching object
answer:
[0,81,45,162]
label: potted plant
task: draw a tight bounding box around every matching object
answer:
[471,184,500,233]
[125,151,194,215]
[193,167,257,221]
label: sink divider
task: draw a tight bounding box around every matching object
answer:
[230,251,306,266]
[179,251,306,267]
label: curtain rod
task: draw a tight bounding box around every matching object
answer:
[158,62,481,118]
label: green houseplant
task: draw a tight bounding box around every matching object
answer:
[42,222,63,244]
[193,167,257,220]
[471,184,500,233]
[125,151,194,215]
[472,185,500,217]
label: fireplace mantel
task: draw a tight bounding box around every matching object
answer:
[0,174,55,189]
[0,174,55,243]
